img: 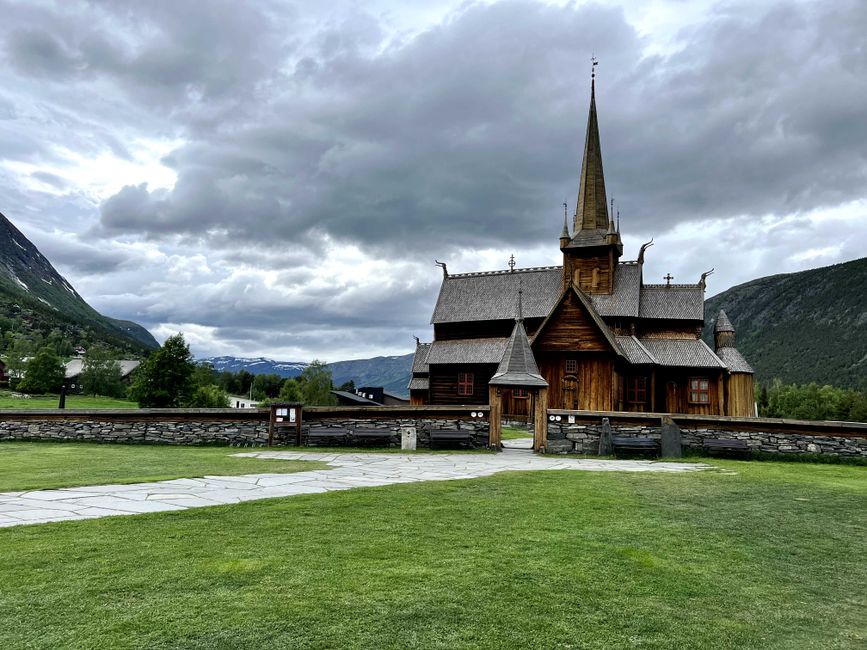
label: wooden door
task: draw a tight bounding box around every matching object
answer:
[665,381,678,413]
[563,373,578,410]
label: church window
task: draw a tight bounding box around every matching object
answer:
[689,377,710,403]
[513,388,528,399]
[565,359,578,374]
[626,377,647,404]
[457,373,474,396]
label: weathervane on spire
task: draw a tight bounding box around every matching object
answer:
[508,254,516,272]
[591,54,598,79]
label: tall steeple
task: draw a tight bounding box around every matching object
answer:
[574,61,609,233]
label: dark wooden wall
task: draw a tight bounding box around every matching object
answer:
[654,370,724,415]
[434,317,545,341]
[537,353,614,411]
[429,363,497,404]
[725,373,755,417]
[534,291,610,353]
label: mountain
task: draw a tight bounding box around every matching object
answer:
[200,353,415,397]
[204,356,309,377]
[0,211,158,353]
[327,354,414,396]
[703,257,867,390]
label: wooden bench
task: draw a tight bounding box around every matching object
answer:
[702,438,751,456]
[429,429,474,449]
[612,436,659,457]
[351,429,394,446]
[305,427,351,446]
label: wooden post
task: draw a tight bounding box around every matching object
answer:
[533,387,548,452]
[488,385,501,449]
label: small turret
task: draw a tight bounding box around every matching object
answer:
[559,202,571,249]
[714,309,736,351]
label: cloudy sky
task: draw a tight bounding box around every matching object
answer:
[1,0,865,361]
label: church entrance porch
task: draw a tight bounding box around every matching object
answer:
[488,385,548,452]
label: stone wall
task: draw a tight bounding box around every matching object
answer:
[545,410,867,458]
[0,406,489,449]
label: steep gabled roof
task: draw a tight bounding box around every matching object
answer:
[717,347,754,373]
[615,335,656,365]
[411,343,431,374]
[425,338,509,365]
[637,338,725,368]
[639,285,704,320]
[531,284,624,357]
[431,266,562,324]
[590,262,641,317]
[490,319,547,387]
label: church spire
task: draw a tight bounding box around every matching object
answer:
[574,60,609,233]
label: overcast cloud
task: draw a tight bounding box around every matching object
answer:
[1,0,865,361]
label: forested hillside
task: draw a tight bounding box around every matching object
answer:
[0,211,158,356]
[703,257,867,389]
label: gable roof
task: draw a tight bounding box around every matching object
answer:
[431,266,562,324]
[615,336,656,365]
[431,263,705,325]
[425,338,509,365]
[64,358,140,379]
[636,338,725,368]
[411,343,431,374]
[331,390,381,405]
[490,320,548,387]
[531,284,623,357]
[638,285,704,320]
[590,262,641,317]
[717,347,754,373]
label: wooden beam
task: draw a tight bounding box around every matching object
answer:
[533,387,548,452]
[488,385,501,450]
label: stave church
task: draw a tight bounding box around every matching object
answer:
[409,73,755,418]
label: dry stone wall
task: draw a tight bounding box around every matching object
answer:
[545,411,867,458]
[0,407,490,449]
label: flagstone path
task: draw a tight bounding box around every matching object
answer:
[0,450,709,528]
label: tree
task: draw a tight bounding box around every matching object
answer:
[18,346,65,394]
[186,385,230,408]
[80,345,125,397]
[191,362,218,389]
[278,377,304,402]
[300,360,337,406]
[128,333,195,407]
[252,373,284,400]
[5,335,34,382]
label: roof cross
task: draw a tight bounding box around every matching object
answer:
[664,272,674,286]
[508,254,516,272]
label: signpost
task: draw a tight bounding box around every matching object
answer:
[268,402,303,447]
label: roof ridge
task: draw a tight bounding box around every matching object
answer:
[642,283,701,289]
[449,265,562,278]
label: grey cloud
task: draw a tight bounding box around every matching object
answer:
[83,0,867,262]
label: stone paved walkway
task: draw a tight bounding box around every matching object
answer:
[0,451,708,528]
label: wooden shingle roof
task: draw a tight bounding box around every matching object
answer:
[425,338,509,365]
[590,262,641,317]
[636,338,725,368]
[431,267,562,324]
[638,285,704,320]
[717,347,754,373]
[411,343,431,374]
[489,320,548,387]
[614,336,656,365]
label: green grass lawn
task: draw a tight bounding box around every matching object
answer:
[0,393,138,409]
[501,425,532,440]
[0,456,863,648]
[0,442,327,492]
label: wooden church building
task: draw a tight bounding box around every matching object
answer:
[409,74,755,418]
